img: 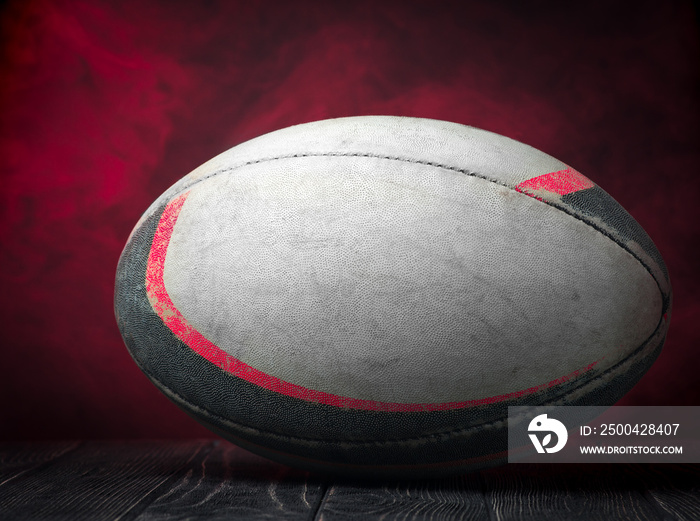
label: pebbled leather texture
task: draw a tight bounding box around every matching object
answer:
[115,116,671,478]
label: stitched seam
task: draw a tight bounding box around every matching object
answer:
[146,367,508,444]
[181,152,503,190]
[141,316,664,448]
[172,152,665,300]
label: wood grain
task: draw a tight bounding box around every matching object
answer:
[0,441,80,485]
[132,440,327,521]
[0,440,212,521]
[0,442,698,520]
[481,464,666,521]
[314,473,488,521]
[635,464,700,521]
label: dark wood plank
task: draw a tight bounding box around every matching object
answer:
[1,442,698,520]
[481,464,665,521]
[313,473,488,521]
[0,441,80,485]
[0,440,213,521]
[133,441,327,521]
[635,464,700,521]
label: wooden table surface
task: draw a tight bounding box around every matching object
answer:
[0,440,697,520]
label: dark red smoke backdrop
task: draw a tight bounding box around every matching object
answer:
[0,0,698,441]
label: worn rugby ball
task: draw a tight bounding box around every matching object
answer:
[115,116,671,478]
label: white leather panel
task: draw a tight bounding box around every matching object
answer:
[163,154,661,403]
[137,117,566,230]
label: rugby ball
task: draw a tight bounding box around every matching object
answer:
[115,116,671,478]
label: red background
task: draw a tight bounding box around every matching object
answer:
[1,1,698,441]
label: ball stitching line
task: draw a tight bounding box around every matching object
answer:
[138,315,665,447]
[166,151,666,302]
